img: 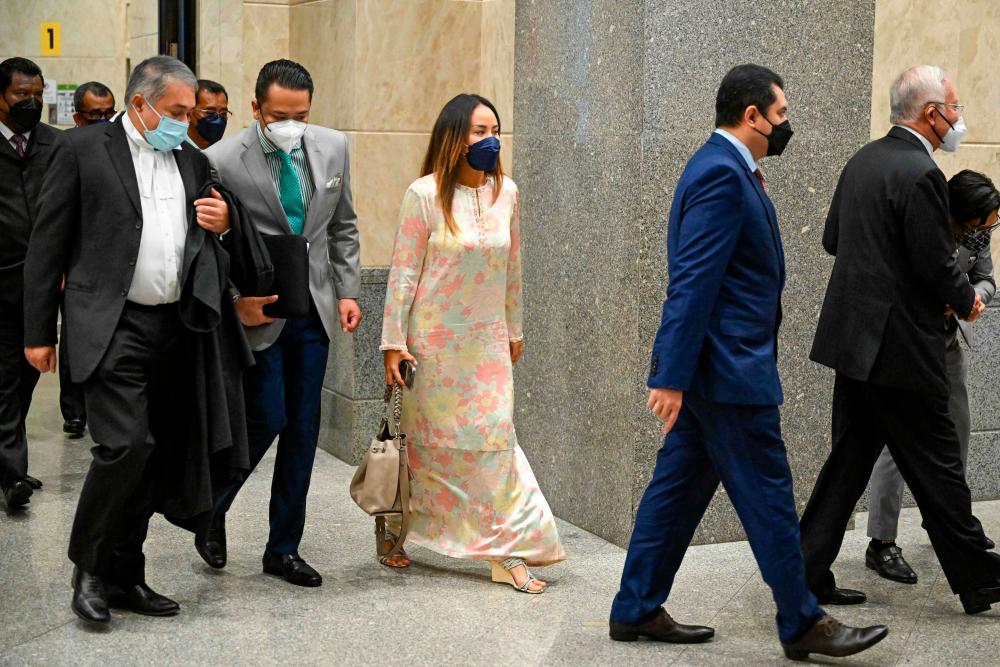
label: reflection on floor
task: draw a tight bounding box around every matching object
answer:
[2,373,999,665]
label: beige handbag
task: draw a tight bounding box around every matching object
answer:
[350,383,411,561]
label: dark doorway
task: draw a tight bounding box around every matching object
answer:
[159,0,197,72]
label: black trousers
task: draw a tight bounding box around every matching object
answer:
[800,373,1000,595]
[0,294,39,487]
[68,303,182,583]
[58,302,87,424]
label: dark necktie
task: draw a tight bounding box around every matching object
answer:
[11,133,26,159]
[754,168,769,194]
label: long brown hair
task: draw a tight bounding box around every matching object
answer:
[421,93,504,235]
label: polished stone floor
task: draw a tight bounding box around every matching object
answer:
[2,373,999,665]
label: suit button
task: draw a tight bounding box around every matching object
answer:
[129,260,135,266]
[121,289,128,296]
[135,223,141,229]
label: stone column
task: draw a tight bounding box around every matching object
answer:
[513,0,876,546]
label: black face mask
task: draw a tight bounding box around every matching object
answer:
[5,97,43,133]
[754,114,794,156]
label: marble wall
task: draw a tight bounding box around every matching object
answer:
[513,0,876,547]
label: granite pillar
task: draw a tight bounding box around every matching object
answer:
[513,0,877,546]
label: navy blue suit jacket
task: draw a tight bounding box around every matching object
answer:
[648,133,786,406]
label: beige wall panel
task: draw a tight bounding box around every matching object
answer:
[956,4,1000,144]
[130,34,160,64]
[355,0,483,133]
[128,0,158,39]
[870,0,961,138]
[241,3,290,129]
[350,131,429,265]
[480,0,515,133]
[218,0,249,129]
[199,0,223,80]
[0,0,124,57]
[289,0,356,131]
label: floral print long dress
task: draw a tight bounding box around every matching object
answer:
[380,174,565,566]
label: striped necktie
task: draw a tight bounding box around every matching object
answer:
[11,133,26,159]
[277,150,305,235]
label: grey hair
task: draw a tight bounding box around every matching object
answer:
[125,55,196,104]
[889,65,948,124]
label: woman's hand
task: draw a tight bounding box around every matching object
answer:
[510,340,524,364]
[384,349,418,386]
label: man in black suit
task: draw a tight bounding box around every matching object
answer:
[0,57,57,509]
[800,65,1000,615]
[23,56,231,626]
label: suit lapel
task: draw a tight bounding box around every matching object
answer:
[301,127,328,236]
[241,132,292,234]
[174,143,199,212]
[105,118,143,218]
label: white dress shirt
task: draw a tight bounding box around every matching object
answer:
[122,114,187,305]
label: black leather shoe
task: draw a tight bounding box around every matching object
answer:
[782,616,888,660]
[106,582,180,617]
[24,475,42,490]
[815,587,866,605]
[63,419,86,438]
[975,536,996,551]
[609,607,714,643]
[262,551,322,587]
[71,567,110,623]
[865,542,917,584]
[2,478,32,509]
[959,582,1000,614]
[195,512,227,569]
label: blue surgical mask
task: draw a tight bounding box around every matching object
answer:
[133,97,189,151]
[466,136,501,172]
[196,114,227,145]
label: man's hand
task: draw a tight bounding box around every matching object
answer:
[963,293,986,323]
[648,387,683,434]
[338,298,362,333]
[235,295,278,327]
[384,349,417,386]
[194,188,230,234]
[25,346,57,373]
[510,340,524,364]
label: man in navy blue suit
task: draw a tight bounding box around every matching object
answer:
[608,65,887,661]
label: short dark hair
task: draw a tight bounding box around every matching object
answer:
[0,57,44,95]
[255,59,313,104]
[197,79,228,99]
[73,81,114,111]
[715,64,784,128]
[949,170,1000,226]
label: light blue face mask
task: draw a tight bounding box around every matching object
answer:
[133,97,189,151]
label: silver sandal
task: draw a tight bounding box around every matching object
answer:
[490,557,544,594]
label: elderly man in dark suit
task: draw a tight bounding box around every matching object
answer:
[0,57,58,509]
[608,64,886,661]
[801,65,1000,615]
[23,56,231,626]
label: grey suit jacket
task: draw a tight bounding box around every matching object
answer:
[205,123,360,351]
[954,243,996,348]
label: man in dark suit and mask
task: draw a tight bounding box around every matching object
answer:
[23,56,232,626]
[0,57,58,509]
[801,65,1000,616]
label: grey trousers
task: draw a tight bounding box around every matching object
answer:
[867,334,984,540]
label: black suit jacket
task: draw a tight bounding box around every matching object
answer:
[0,122,62,297]
[810,126,975,396]
[23,117,214,383]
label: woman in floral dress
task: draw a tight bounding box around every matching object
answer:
[380,94,565,593]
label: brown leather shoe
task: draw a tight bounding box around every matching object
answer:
[609,607,714,643]
[781,616,887,661]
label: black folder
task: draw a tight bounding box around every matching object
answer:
[260,234,311,319]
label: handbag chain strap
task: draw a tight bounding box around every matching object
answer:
[383,383,404,442]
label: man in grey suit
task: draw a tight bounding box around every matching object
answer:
[865,169,999,584]
[199,59,361,586]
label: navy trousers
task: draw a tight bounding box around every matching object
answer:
[215,311,329,554]
[610,394,823,643]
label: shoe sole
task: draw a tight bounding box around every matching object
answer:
[262,565,322,587]
[784,627,889,661]
[609,629,714,644]
[865,555,918,584]
[106,602,179,617]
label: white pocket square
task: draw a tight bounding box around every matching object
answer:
[326,175,342,189]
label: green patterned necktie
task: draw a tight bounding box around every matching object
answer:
[277,150,306,235]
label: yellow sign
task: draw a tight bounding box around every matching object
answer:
[40,22,61,56]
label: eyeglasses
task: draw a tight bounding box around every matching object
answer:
[927,101,966,113]
[78,109,116,121]
[195,109,232,121]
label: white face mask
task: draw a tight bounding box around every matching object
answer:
[938,115,967,153]
[264,119,307,153]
